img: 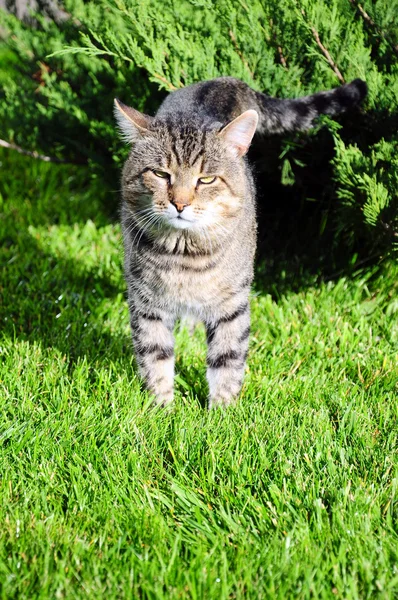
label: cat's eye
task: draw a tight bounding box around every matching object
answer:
[198,176,217,185]
[152,169,169,179]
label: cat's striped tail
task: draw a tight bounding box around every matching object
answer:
[256,79,367,135]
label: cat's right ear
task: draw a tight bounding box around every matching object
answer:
[114,99,153,143]
[217,109,258,157]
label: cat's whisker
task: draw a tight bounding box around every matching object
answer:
[131,213,161,247]
[126,217,149,242]
[136,214,163,247]
[128,211,160,236]
[123,210,156,237]
[136,206,157,214]
[133,208,158,222]
[134,216,159,235]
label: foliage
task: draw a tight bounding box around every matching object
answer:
[1,149,398,598]
[0,1,163,172]
[0,0,397,256]
[332,134,398,250]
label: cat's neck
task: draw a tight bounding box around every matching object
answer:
[146,221,239,257]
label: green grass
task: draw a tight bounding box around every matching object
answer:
[0,148,397,599]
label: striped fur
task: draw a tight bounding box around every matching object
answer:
[116,76,366,408]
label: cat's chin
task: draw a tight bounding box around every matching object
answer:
[168,216,196,230]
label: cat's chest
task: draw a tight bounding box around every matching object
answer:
[156,259,226,303]
[137,251,240,313]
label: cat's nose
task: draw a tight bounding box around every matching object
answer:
[171,196,193,212]
[171,187,192,213]
[172,200,188,213]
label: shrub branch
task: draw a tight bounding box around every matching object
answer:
[301,10,345,83]
[152,73,177,90]
[229,30,254,78]
[348,0,398,56]
[0,139,85,165]
[269,19,288,68]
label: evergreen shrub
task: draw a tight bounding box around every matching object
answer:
[0,0,397,261]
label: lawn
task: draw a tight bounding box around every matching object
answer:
[0,148,397,599]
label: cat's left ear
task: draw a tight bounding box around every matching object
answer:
[218,109,258,157]
[114,98,153,143]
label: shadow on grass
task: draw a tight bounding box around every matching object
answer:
[0,148,131,367]
[0,231,132,367]
[249,108,394,298]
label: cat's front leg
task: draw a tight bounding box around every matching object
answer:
[205,300,250,408]
[130,305,175,406]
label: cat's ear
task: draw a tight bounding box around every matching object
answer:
[218,109,258,157]
[114,98,153,143]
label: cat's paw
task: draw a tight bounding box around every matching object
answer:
[152,390,174,408]
[208,395,237,409]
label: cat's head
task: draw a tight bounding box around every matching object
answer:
[114,99,257,233]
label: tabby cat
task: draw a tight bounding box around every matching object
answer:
[115,76,367,408]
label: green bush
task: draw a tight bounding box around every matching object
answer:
[0,1,163,172]
[0,0,397,258]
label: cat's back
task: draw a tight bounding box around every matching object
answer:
[156,77,258,125]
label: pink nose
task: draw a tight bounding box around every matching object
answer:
[172,187,192,213]
[173,201,188,213]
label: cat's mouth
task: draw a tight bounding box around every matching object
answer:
[162,203,197,230]
[169,214,196,230]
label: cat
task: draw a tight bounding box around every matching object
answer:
[114,76,367,408]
